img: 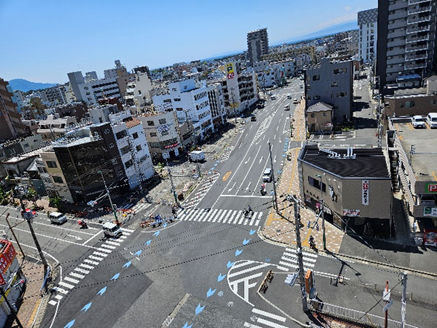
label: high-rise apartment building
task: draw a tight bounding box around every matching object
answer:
[358,8,378,63]
[377,0,437,92]
[0,78,26,141]
[247,28,269,66]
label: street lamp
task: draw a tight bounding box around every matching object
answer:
[315,174,327,250]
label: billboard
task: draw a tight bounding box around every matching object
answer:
[226,63,235,80]
[362,180,369,206]
[425,183,437,194]
[343,209,361,217]
[423,207,437,217]
[0,240,17,285]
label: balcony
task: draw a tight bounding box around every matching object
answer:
[408,0,431,4]
[406,34,429,43]
[406,24,430,34]
[405,52,428,61]
[407,15,431,24]
[404,62,427,70]
[405,43,428,52]
[408,5,432,15]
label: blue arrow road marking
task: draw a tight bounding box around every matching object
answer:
[145,240,152,246]
[64,320,75,328]
[182,322,192,328]
[163,223,167,228]
[134,250,142,256]
[242,239,250,245]
[249,229,256,235]
[111,273,120,281]
[153,231,160,237]
[226,261,234,269]
[195,304,205,316]
[206,288,216,298]
[97,286,107,296]
[123,261,131,269]
[235,249,243,256]
[80,302,92,312]
[217,273,226,282]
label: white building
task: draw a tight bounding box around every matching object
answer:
[152,79,214,140]
[125,72,153,108]
[109,110,154,189]
[77,77,121,105]
[254,60,295,89]
[207,83,226,129]
[358,8,377,64]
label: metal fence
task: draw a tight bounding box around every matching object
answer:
[309,300,418,328]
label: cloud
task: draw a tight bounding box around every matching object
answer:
[344,6,352,12]
[316,12,357,30]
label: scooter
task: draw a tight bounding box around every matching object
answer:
[78,220,88,229]
[260,183,266,195]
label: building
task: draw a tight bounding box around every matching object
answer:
[207,83,227,129]
[137,111,182,162]
[306,102,334,132]
[304,58,353,124]
[388,118,437,229]
[0,240,26,328]
[1,146,51,179]
[108,111,155,190]
[85,71,98,82]
[37,85,67,106]
[67,70,122,105]
[44,102,88,122]
[0,134,46,162]
[384,92,437,117]
[88,104,120,124]
[125,71,153,108]
[220,62,258,116]
[36,115,78,141]
[152,79,214,140]
[377,0,437,92]
[247,28,269,66]
[254,60,295,89]
[298,145,393,237]
[103,60,130,97]
[358,8,378,63]
[0,78,26,142]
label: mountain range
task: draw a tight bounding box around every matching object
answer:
[7,79,58,92]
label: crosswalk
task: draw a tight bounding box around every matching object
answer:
[245,308,289,328]
[177,208,263,227]
[118,201,152,213]
[182,171,220,209]
[47,227,133,306]
[276,247,318,272]
[228,260,271,305]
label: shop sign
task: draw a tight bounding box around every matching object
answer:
[423,207,437,217]
[362,180,369,206]
[423,229,437,247]
[343,209,360,217]
[425,183,437,194]
[226,63,235,80]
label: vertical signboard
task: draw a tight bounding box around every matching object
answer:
[0,240,17,285]
[226,63,235,80]
[362,180,369,206]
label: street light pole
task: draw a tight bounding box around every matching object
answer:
[98,171,119,225]
[268,142,279,212]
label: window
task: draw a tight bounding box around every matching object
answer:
[53,176,63,184]
[136,145,142,151]
[313,95,320,100]
[337,92,346,97]
[125,159,133,169]
[159,119,166,124]
[312,75,320,81]
[46,161,57,168]
[404,101,415,108]
[109,143,115,149]
[132,132,138,139]
[147,121,154,126]
[121,146,130,155]
[161,130,169,136]
[310,113,314,118]
[150,132,157,137]
[431,99,436,105]
[116,130,127,139]
[333,69,339,74]
[173,98,181,102]
[308,176,326,192]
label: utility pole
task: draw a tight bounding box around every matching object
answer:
[401,272,408,328]
[165,160,180,207]
[196,162,202,179]
[5,214,25,259]
[268,142,279,212]
[383,280,391,328]
[316,174,326,250]
[0,286,24,328]
[98,171,119,225]
[291,195,308,313]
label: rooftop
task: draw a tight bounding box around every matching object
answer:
[306,102,333,113]
[125,118,141,129]
[391,120,437,181]
[300,145,390,179]
[2,145,52,164]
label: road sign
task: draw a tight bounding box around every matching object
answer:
[383,299,393,312]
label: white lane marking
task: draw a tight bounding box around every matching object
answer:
[252,308,286,322]
[83,230,102,245]
[244,157,251,165]
[100,244,116,250]
[55,295,63,300]
[105,241,120,246]
[228,181,237,192]
[245,182,251,192]
[66,234,83,241]
[212,209,224,223]
[228,263,270,278]
[230,210,242,224]
[285,248,318,258]
[58,281,74,289]
[259,156,263,164]
[69,272,85,279]
[237,145,262,192]
[74,267,90,274]
[202,209,217,222]
[88,255,103,262]
[256,318,288,328]
[97,248,112,254]
[93,251,108,258]
[53,287,68,294]
[244,322,262,328]
[48,300,58,306]
[79,264,94,270]
[221,210,234,224]
[64,276,79,284]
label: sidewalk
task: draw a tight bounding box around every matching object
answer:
[261,100,345,253]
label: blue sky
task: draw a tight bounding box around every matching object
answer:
[0,0,376,83]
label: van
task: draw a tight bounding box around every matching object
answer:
[411,115,426,128]
[102,222,122,238]
[263,168,272,182]
[49,212,67,224]
[426,113,437,128]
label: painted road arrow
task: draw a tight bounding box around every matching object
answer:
[206,288,216,298]
[64,319,75,328]
[235,249,243,256]
[217,273,226,282]
[145,240,152,246]
[123,261,131,269]
[67,235,83,241]
[249,229,256,235]
[182,322,192,328]
[242,239,250,245]
[111,273,120,281]
[80,302,92,312]
[134,250,142,256]
[195,304,205,316]
[97,286,107,296]
[226,261,234,269]
[153,231,160,237]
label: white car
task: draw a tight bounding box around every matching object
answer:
[411,115,426,128]
[287,94,292,99]
[49,212,67,224]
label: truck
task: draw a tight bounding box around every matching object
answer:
[189,150,205,162]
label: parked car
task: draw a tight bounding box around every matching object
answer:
[287,94,292,99]
[284,104,290,111]
[271,95,277,100]
[262,168,272,182]
[293,98,299,104]
[251,115,257,122]
[411,115,426,128]
[189,150,205,162]
[426,113,437,128]
[49,212,67,224]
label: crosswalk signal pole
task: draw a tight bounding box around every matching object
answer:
[291,196,308,313]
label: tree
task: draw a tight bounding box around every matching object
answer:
[49,196,62,211]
